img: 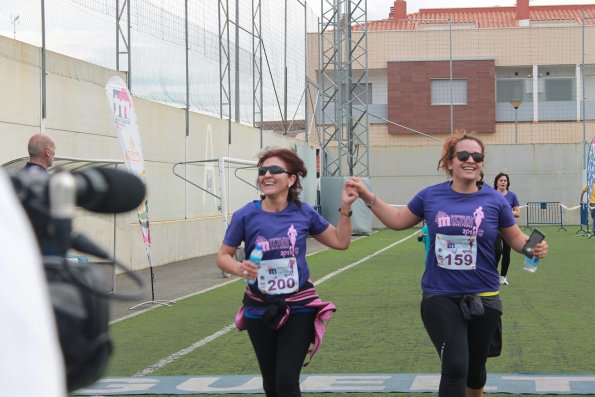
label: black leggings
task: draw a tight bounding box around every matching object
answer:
[245,312,316,397]
[495,234,511,277]
[421,295,501,397]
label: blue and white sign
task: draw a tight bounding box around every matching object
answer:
[75,373,595,395]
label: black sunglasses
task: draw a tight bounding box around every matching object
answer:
[452,151,484,163]
[258,165,289,176]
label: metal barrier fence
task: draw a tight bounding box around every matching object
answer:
[576,203,595,238]
[525,202,567,231]
[576,203,590,235]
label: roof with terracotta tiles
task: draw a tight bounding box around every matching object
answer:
[364,4,595,31]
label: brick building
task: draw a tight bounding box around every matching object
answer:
[307,0,595,146]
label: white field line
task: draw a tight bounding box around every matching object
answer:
[133,230,418,377]
[112,237,364,325]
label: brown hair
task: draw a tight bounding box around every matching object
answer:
[493,172,511,190]
[437,130,485,177]
[257,147,307,205]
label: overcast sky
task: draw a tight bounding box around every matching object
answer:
[367,0,595,21]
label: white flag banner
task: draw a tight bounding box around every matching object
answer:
[105,76,152,264]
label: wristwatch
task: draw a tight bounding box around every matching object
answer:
[338,207,352,217]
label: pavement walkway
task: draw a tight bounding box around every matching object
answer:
[109,238,331,322]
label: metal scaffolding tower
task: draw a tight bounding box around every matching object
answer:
[116,0,131,89]
[219,0,264,146]
[319,0,369,177]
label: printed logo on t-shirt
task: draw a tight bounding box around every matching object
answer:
[254,224,299,257]
[434,207,485,237]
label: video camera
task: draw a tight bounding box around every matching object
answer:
[10,167,147,392]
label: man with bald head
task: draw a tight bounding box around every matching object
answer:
[22,133,56,173]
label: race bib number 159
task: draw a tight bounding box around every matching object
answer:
[435,233,477,270]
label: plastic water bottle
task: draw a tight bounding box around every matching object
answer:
[523,255,539,273]
[246,244,263,285]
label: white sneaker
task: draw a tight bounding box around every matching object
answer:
[499,276,509,285]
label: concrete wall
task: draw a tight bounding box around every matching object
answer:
[0,36,297,271]
[366,143,584,228]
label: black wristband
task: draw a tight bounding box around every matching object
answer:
[338,207,352,217]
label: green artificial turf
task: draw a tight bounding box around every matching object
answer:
[104,226,595,396]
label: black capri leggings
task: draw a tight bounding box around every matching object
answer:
[495,234,512,277]
[245,311,316,397]
[421,295,501,397]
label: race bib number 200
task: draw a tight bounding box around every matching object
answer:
[435,233,477,270]
[257,257,299,295]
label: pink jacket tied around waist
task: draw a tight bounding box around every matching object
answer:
[234,282,336,366]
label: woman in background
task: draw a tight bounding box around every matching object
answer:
[493,172,520,285]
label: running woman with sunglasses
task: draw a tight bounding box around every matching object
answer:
[216,147,358,397]
[493,172,520,285]
[346,131,548,397]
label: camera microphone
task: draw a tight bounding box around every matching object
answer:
[11,167,146,214]
[8,167,148,392]
[72,167,146,214]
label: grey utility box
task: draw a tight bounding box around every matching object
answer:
[320,176,372,235]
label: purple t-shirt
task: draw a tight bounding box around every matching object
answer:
[223,200,329,300]
[408,181,516,295]
[503,190,520,209]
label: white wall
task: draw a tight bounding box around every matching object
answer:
[0,36,297,271]
[366,144,584,228]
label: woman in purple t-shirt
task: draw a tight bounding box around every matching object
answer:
[493,172,521,286]
[216,147,358,397]
[347,131,548,397]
